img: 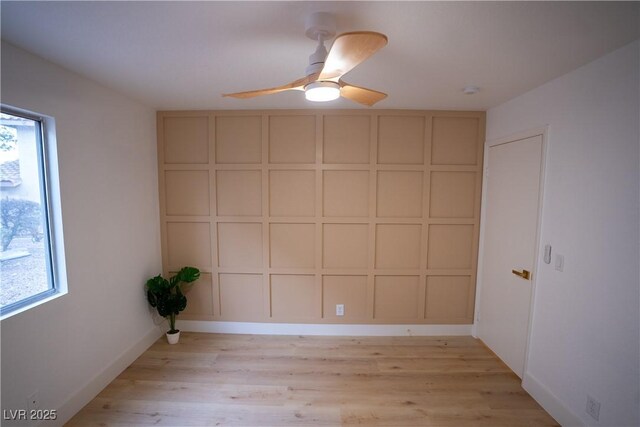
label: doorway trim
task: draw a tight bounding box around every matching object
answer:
[472,126,549,381]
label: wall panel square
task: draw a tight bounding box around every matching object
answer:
[215,116,262,164]
[431,117,479,165]
[323,115,370,164]
[322,275,368,320]
[216,170,262,216]
[269,170,315,217]
[375,224,422,269]
[217,222,262,268]
[182,273,214,316]
[271,275,315,319]
[269,116,316,163]
[427,224,474,269]
[430,172,477,218]
[270,223,315,268]
[163,116,209,164]
[425,276,472,320]
[323,170,369,217]
[374,276,420,319]
[323,224,368,269]
[377,171,423,218]
[219,273,263,320]
[166,222,212,269]
[377,116,424,164]
[165,170,210,216]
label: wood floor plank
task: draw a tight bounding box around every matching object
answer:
[67,398,340,426]
[133,350,219,369]
[376,356,510,373]
[67,333,558,426]
[97,380,290,406]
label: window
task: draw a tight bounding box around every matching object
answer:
[0,105,66,318]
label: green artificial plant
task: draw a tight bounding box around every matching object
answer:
[145,266,200,334]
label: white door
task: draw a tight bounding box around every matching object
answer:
[478,133,544,378]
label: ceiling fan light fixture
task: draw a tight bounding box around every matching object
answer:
[304,81,340,102]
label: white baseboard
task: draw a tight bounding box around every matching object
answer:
[177,320,472,336]
[53,325,164,426]
[523,372,584,427]
[471,322,479,338]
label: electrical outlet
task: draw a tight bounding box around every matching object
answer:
[27,391,39,412]
[336,304,344,316]
[586,395,600,421]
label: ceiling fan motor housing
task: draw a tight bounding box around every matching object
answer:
[304,12,336,76]
[306,44,328,76]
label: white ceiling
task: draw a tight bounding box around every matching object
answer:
[1,1,638,111]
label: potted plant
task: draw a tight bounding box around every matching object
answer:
[145,266,200,344]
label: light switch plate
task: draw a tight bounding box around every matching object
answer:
[555,254,564,272]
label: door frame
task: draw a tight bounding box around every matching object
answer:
[472,126,549,380]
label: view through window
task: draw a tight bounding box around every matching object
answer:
[0,109,56,314]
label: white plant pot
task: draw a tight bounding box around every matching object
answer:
[166,330,180,344]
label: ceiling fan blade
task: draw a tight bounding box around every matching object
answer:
[223,87,298,99]
[339,81,387,106]
[319,31,388,81]
[223,74,319,99]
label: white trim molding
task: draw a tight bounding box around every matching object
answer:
[523,372,584,427]
[178,320,473,336]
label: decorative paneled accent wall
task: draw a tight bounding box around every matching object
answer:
[158,110,484,324]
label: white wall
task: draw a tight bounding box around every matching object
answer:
[486,40,639,426]
[0,42,162,425]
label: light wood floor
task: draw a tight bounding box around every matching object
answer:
[67,333,558,426]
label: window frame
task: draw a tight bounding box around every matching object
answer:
[0,104,68,319]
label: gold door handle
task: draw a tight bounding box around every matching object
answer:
[512,269,531,280]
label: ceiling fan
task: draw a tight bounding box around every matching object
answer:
[223,12,388,106]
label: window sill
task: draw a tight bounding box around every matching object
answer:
[0,288,67,321]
